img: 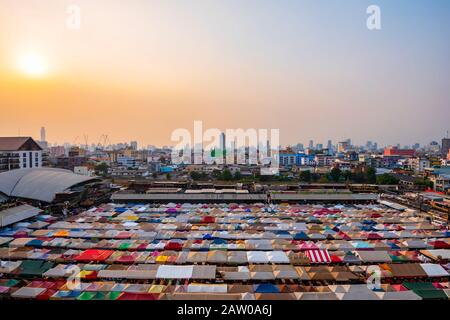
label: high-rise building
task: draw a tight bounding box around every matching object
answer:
[220,132,226,152]
[219,132,226,161]
[373,142,378,151]
[37,127,48,149]
[441,138,450,156]
[40,127,46,142]
[292,143,304,153]
[337,141,350,153]
[130,141,138,151]
[346,139,352,147]
[308,140,314,150]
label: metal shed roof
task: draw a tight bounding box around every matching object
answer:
[0,168,98,203]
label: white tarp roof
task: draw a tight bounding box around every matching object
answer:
[11,287,46,298]
[187,284,227,293]
[420,263,449,277]
[267,251,290,263]
[247,251,269,263]
[156,265,193,279]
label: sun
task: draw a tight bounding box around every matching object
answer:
[18,53,48,78]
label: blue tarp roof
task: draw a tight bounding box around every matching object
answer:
[254,283,280,293]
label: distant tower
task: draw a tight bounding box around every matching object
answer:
[220,132,226,159]
[40,127,46,142]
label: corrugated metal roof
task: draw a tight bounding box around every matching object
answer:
[0,204,42,227]
[0,168,98,202]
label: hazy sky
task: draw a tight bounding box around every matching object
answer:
[0,0,449,147]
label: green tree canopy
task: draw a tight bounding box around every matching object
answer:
[376,173,399,185]
[366,167,377,184]
[299,170,312,183]
[330,167,342,182]
[190,171,202,181]
[94,162,109,176]
[221,169,233,181]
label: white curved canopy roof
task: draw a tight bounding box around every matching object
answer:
[0,168,98,202]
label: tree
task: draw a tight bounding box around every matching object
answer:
[311,173,320,182]
[376,173,399,185]
[330,167,342,182]
[343,170,352,182]
[414,178,433,189]
[353,172,366,183]
[366,167,377,184]
[190,171,202,181]
[299,170,312,183]
[166,173,171,180]
[152,172,158,179]
[221,169,233,181]
[94,162,109,176]
[233,171,242,180]
[212,169,221,179]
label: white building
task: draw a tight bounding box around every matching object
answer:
[74,166,93,176]
[0,137,43,172]
[117,156,137,168]
[410,157,430,173]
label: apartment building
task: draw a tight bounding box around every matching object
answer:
[0,137,43,172]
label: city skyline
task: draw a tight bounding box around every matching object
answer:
[18,125,450,151]
[1,0,450,146]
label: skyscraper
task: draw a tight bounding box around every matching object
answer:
[442,137,450,156]
[327,140,333,152]
[337,141,349,153]
[40,127,46,142]
[220,132,226,160]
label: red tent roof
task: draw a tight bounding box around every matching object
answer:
[74,249,113,262]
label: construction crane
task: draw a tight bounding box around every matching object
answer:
[96,134,109,150]
[97,134,104,149]
[83,134,89,149]
[103,134,110,150]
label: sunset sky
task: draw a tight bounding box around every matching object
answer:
[0,0,449,147]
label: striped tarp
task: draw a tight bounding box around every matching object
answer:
[305,250,331,263]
